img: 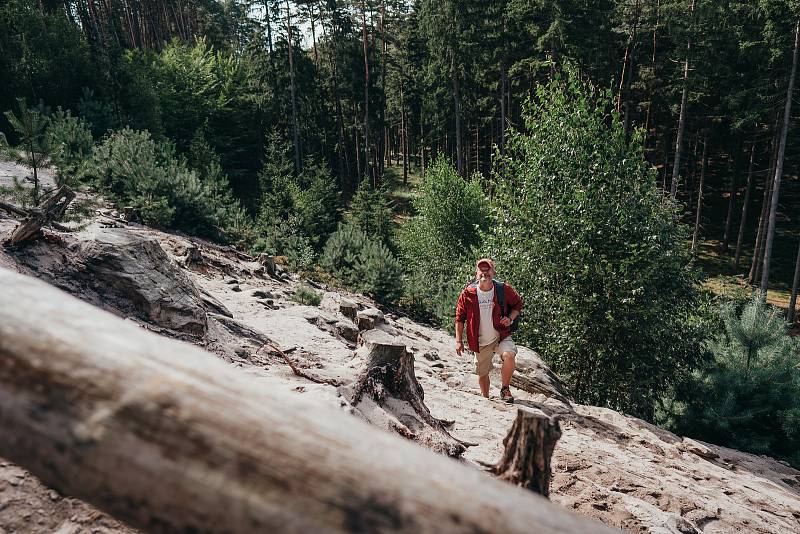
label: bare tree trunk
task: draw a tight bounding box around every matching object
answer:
[733,142,756,271]
[360,0,372,184]
[0,269,615,534]
[788,241,800,323]
[643,0,660,150]
[760,20,799,295]
[285,0,301,174]
[401,86,408,185]
[669,0,695,198]
[750,123,781,284]
[691,134,708,255]
[721,147,740,254]
[500,64,507,156]
[319,1,348,182]
[452,56,463,176]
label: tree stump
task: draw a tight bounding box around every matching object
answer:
[183,245,203,267]
[122,206,140,222]
[258,253,276,276]
[342,329,470,457]
[493,408,562,497]
[8,186,75,245]
[339,299,358,321]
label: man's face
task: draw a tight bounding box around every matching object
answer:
[477,266,493,282]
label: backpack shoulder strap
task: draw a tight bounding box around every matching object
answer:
[493,280,507,313]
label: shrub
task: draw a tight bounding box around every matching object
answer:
[484,71,707,419]
[46,108,93,186]
[257,133,341,251]
[675,296,800,467]
[87,127,247,241]
[291,284,322,306]
[347,178,395,248]
[322,223,403,303]
[253,215,316,272]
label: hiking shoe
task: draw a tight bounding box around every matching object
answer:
[500,386,514,403]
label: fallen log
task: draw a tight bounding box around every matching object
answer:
[7,185,75,245]
[494,408,562,497]
[0,268,613,534]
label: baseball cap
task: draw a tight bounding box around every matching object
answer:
[476,258,494,270]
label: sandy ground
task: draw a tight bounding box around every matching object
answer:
[1,160,799,533]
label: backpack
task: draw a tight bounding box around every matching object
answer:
[468,280,521,332]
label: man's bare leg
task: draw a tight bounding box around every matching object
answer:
[501,352,516,388]
[479,375,490,397]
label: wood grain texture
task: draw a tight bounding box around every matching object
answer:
[0,267,614,534]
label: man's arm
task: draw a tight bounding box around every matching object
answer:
[455,321,465,356]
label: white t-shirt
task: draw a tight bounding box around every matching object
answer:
[476,286,500,347]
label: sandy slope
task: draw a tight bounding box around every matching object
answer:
[1,203,799,533]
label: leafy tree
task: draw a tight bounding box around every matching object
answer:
[485,72,707,418]
[676,296,800,467]
[399,156,489,324]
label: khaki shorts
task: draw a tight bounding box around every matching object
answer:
[473,337,517,377]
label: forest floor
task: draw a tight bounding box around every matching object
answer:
[692,174,800,314]
[2,159,800,533]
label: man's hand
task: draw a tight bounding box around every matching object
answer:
[455,339,464,356]
[499,316,512,327]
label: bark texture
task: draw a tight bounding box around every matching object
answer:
[0,268,611,534]
[494,408,562,497]
[343,329,470,457]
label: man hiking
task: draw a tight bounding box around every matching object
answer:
[455,258,523,403]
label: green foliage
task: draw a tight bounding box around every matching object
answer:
[322,223,403,303]
[2,98,51,206]
[257,132,341,251]
[46,108,93,187]
[399,156,489,324]
[347,178,395,248]
[485,72,708,419]
[253,215,316,272]
[87,128,248,241]
[675,296,800,467]
[291,284,322,306]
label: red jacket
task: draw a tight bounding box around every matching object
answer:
[455,281,523,352]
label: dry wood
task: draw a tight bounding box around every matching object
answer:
[0,268,611,534]
[263,342,341,386]
[7,186,75,245]
[494,408,562,497]
[343,329,471,457]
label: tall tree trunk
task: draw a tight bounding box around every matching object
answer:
[360,0,372,183]
[643,0,660,150]
[319,1,348,182]
[733,142,756,271]
[618,0,641,139]
[788,240,800,323]
[750,121,781,284]
[452,56,463,176]
[670,0,695,198]
[285,0,301,174]
[309,2,318,64]
[691,134,708,255]
[500,65,507,156]
[401,86,408,185]
[760,20,799,295]
[721,147,740,254]
[379,0,387,176]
